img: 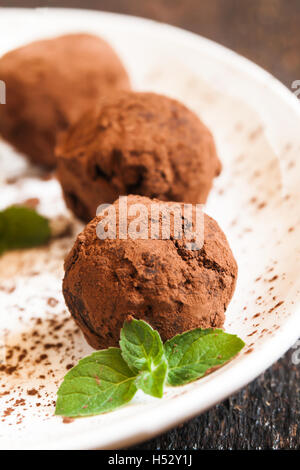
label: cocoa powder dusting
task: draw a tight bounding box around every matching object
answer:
[62,195,238,349]
[0,310,84,425]
[0,34,130,168]
[56,92,221,221]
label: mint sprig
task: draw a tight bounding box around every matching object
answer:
[120,317,168,397]
[55,348,137,417]
[164,329,245,386]
[0,206,50,254]
[135,361,168,398]
[55,319,245,418]
[120,317,165,372]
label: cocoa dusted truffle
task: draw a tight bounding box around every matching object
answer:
[63,195,237,349]
[56,92,221,221]
[0,34,130,168]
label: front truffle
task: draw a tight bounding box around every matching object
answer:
[0,34,130,168]
[63,195,237,349]
[56,91,221,221]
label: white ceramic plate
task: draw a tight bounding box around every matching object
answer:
[0,8,300,450]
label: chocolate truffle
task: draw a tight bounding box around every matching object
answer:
[63,195,237,349]
[0,34,130,168]
[56,91,221,221]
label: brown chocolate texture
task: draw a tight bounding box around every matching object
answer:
[0,34,130,168]
[63,195,237,349]
[56,91,221,221]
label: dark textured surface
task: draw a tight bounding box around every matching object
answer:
[134,349,300,450]
[0,0,299,450]
[1,0,300,87]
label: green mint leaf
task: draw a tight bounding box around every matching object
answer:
[55,348,137,417]
[120,317,165,373]
[0,206,50,253]
[135,361,167,398]
[164,329,245,386]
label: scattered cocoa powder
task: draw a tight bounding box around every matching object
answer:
[47,297,59,308]
[63,417,74,424]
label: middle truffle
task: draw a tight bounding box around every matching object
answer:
[56,92,221,221]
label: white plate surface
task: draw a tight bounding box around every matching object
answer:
[0,8,300,450]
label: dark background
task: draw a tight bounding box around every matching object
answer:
[0,0,299,450]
